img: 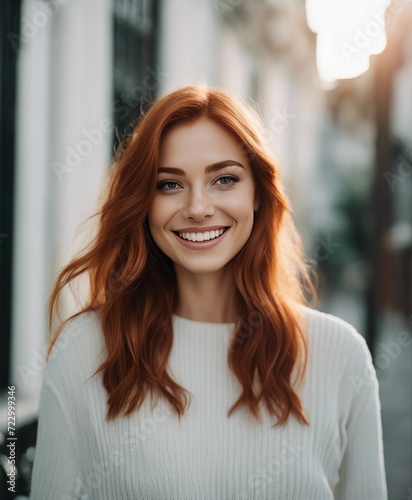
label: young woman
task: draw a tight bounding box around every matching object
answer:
[30,85,387,499]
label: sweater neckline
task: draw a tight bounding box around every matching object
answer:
[172,314,236,328]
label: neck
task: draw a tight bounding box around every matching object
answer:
[173,265,237,323]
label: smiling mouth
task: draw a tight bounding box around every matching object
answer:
[172,226,230,243]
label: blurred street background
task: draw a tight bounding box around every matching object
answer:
[0,0,411,498]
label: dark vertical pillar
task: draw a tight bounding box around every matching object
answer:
[112,0,160,150]
[0,0,22,390]
[366,27,406,357]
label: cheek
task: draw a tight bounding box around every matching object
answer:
[148,192,172,219]
[224,187,256,217]
[147,198,164,233]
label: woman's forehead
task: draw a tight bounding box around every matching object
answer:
[159,118,250,169]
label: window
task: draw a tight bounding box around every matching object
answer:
[112,0,160,150]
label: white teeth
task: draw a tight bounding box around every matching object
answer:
[177,227,226,242]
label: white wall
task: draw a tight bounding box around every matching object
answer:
[158,0,221,94]
[9,0,113,424]
[218,26,253,100]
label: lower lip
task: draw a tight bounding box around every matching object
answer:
[173,228,230,250]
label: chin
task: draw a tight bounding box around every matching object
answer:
[174,260,231,275]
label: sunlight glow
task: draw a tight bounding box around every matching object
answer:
[305,0,391,82]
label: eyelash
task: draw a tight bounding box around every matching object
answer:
[156,175,239,192]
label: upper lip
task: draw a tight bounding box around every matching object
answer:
[173,226,229,233]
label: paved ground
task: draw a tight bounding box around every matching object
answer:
[378,313,412,500]
[322,291,412,500]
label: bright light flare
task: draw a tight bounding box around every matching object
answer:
[306,0,391,82]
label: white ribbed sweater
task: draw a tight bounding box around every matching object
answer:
[30,306,387,500]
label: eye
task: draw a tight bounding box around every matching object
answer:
[216,175,239,186]
[156,180,181,192]
[156,175,239,193]
[215,175,239,186]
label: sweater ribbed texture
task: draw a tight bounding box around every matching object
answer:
[29,306,387,500]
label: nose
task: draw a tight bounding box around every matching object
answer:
[182,187,215,221]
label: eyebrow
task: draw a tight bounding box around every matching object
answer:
[157,160,245,176]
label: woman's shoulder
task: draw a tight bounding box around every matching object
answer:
[44,309,105,387]
[300,305,371,364]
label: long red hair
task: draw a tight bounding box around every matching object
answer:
[48,85,316,427]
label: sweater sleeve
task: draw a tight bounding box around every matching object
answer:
[29,377,84,500]
[333,332,388,500]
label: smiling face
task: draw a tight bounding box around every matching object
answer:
[147,118,260,276]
